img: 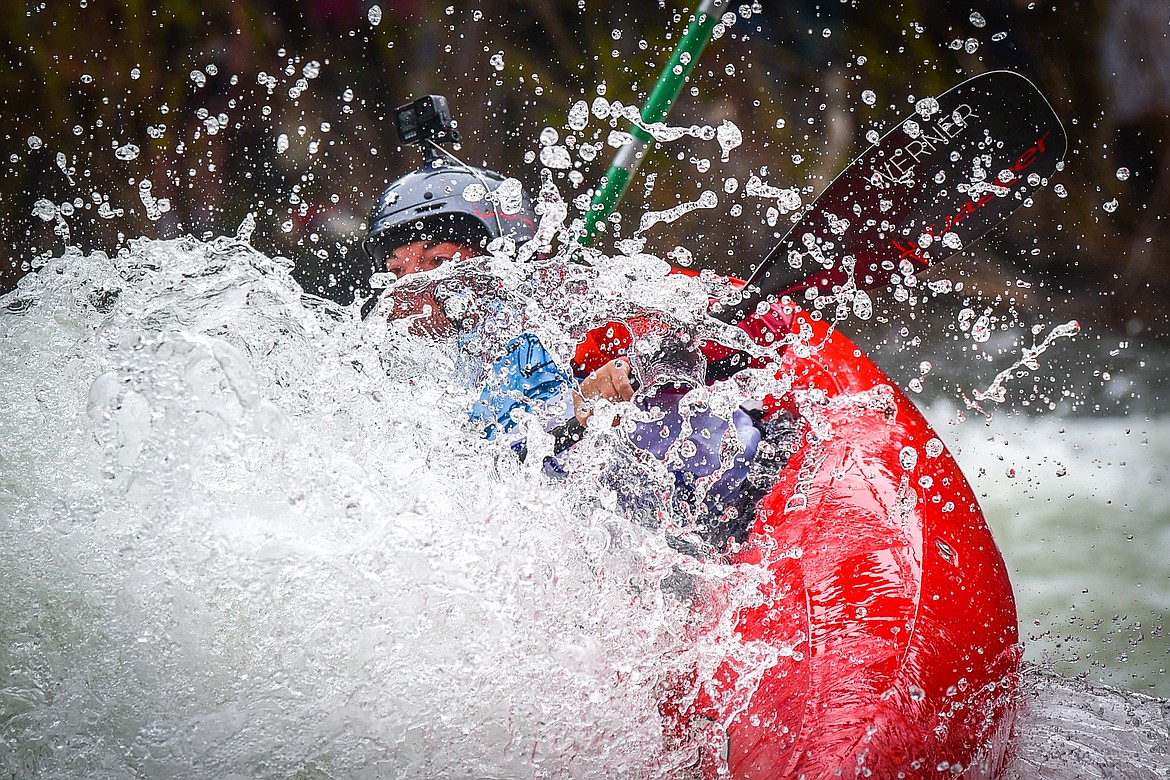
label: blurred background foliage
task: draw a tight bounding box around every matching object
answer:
[2,0,1167,338]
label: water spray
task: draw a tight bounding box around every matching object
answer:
[580,0,730,247]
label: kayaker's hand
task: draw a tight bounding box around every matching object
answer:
[382,282,457,338]
[574,358,636,424]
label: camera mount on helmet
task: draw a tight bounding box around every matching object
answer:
[395,95,458,163]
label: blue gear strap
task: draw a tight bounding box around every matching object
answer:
[470,334,572,439]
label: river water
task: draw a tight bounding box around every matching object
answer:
[1,236,1166,778]
[932,408,1170,778]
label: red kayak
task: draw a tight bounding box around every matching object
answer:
[664,308,1020,779]
[576,304,1020,778]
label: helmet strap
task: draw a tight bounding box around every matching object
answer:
[425,140,507,240]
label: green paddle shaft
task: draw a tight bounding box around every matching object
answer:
[580,0,728,246]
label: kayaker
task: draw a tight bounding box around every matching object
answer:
[358,155,798,550]
[360,155,637,451]
[356,95,793,550]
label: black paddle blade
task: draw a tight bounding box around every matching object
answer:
[719,70,1067,324]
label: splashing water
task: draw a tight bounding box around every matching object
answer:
[0,237,759,780]
[968,320,1082,411]
[7,57,1168,779]
[567,100,590,132]
[744,175,803,214]
[716,119,742,162]
[637,190,719,234]
[114,143,140,161]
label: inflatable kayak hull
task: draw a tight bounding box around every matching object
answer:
[682,312,1020,779]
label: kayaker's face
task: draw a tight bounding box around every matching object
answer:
[377,238,484,338]
[384,239,477,278]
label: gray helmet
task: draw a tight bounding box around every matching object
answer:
[363,159,537,268]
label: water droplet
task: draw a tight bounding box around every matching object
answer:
[853,290,872,320]
[969,11,987,27]
[716,119,742,162]
[971,315,991,343]
[539,127,559,147]
[189,70,206,87]
[32,198,57,221]
[567,100,589,131]
[489,52,505,71]
[27,135,43,150]
[915,97,940,119]
[276,134,290,154]
[368,4,382,25]
[992,31,1008,41]
[539,146,572,169]
[668,246,693,267]
[902,120,921,138]
[235,212,257,243]
[822,28,831,38]
[130,67,141,80]
[590,97,611,121]
[303,61,321,79]
[908,685,926,702]
[861,89,877,107]
[964,38,979,54]
[1102,198,1118,213]
[925,438,944,458]
[1116,167,1131,181]
[865,129,880,144]
[493,178,526,215]
[900,446,919,471]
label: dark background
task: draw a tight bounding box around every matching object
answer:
[2,0,1167,340]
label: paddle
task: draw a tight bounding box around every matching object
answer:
[713,70,1067,325]
[581,0,730,245]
